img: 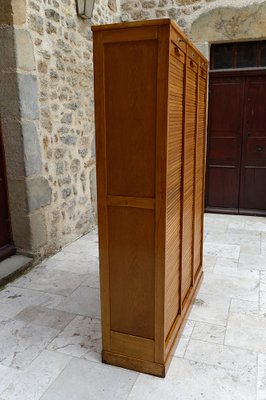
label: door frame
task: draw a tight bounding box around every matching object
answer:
[205,68,266,216]
[0,127,15,262]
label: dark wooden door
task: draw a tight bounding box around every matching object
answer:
[206,72,266,215]
[239,77,266,214]
[0,126,15,261]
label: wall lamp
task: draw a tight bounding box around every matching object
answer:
[76,0,95,19]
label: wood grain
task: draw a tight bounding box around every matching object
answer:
[110,331,154,361]
[92,19,208,377]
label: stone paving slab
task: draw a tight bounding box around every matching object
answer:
[0,255,32,287]
[0,216,265,399]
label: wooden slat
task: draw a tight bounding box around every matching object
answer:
[154,24,170,364]
[165,42,185,338]
[194,75,208,277]
[192,53,201,285]
[182,55,197,302]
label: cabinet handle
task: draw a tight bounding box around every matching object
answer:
[257,145,264,152]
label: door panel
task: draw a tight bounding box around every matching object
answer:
[207,167,240,209]
[0,126,14,261]
[206,77,244,212]
[206,73,266,215]
[239,168,266,212]
[239,78,266,212]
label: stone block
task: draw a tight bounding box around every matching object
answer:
[61,113,72,124]
[45,9,60,23]
[0,0,26,25]
[0,27,16,71]
[28,13,44,35]
[91,136,95,158]
[70,159,81,173]
[90,167,97,220]
[7,178,28,215]
[56,160,64,175]
[0,1,13,25]
[0,120,25,178]
[108,0,117,12]
[168,7,181,20]
[62,188,71,199]
[60,135,77,145]
[11,214,31,251]
[29,211,48,250]
[18,74,39,119]
[142,0,156,9]
[14,29,36,71]
[27,176,52,212]
[11,0,26,25]
[22,121,42,176]
[194,42,210,61]
[191,3,266,43]
[0,72,20,117]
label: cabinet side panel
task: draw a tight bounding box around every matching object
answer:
[108,207,155,339]
[93,31,111,351]
[165,43,185,337]
[182,61,198,301]
[104,40,157,198]
[194,73,207,277]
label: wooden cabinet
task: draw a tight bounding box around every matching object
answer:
[92,19,208,377]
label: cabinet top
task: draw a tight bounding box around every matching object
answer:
[91,18,172,32]
[91,19,208,65]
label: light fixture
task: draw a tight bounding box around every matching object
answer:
[76,0,95,19]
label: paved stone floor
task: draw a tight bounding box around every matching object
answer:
[0,213,265,399]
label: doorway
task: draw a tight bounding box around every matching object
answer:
[0,124,15,261]
[205,41,266,216]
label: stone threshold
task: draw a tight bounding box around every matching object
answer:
[0,255,33,287]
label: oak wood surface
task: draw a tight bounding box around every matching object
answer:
[93,19,208,377]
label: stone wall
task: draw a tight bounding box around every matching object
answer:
[1,0,266,260]
[0,0,119,259]
[26,0,119,258]
[120,0,266,59]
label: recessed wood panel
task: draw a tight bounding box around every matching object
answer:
[239,77,266,213]
[108,206,155,339]
[206,76,244,212]
[208,137,239,164]
[207,167,239,209]
[209,80,243,135]
[239,168,266,211]
[104,40,157,198]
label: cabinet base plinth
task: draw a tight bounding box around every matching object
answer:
[102,351,166,378]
